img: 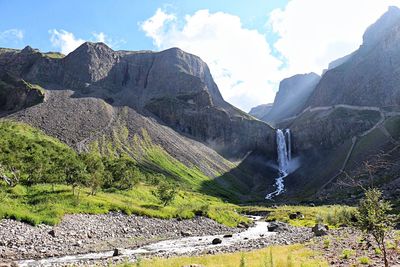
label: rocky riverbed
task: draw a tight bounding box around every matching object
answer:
[0,213,313,266]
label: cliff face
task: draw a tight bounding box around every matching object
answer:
[249,103,273,120]
[262,73,320,124]
[0,43,275,158]
[0,73,44,113]
[307,6,400,108]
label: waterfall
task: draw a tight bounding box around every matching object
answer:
[286,129,291,161]
[265,128,292,200]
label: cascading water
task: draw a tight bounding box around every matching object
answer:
[265,129,292,199]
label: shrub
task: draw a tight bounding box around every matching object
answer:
[359,256,370,265]
[341,249,353,259]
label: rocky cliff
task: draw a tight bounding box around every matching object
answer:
[307,6,400,108]
[0,43,275,158]
[0,72,44,114]
[261,73,320,124]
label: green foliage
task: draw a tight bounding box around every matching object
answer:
[153,181,177,206]
[247,205,356,228]
[323,237,331,249]
[358,256,370,265]
[0,120,83,186]
[0,183,247,226]
[341,249,354,259]
[239,253,246,267]
[103,155,140,190]
[356,188,396,266]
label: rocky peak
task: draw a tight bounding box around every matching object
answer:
[62,42,117,86]
[21,46,38,54]
[361,6,400,51]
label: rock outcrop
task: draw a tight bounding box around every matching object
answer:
[0,73,44,113]
[307,6,400,108]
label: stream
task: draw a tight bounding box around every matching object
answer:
[18,216,274,266]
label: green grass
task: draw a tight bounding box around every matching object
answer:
[358,256,370,265]
[242,205,356,228]
[341,249,354,259]
[0,120,248,226]
[0,183,248,227]
[130,244,328,267]
[42,52,65,59]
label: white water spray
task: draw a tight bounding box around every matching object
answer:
[265,129,292,199]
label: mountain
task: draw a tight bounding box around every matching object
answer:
[307,6,400,108]
[249,103,273,120]
[260,73,320,124]
[273,7,400,203]
[0,42,277,201]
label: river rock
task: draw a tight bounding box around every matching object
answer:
[48,229,56,237]
[112,248,119,256]
[212,238,222,245]
[289,212,304,220]
[181,231,192,237]
[312,223,328,236]
[223,234,233,238]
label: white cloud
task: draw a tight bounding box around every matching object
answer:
[140,8,176,47]
[0,29,24,42]
[49,29,85,55]
[49,30,124,55]
[140,9,282,111]
[268,0,400,75]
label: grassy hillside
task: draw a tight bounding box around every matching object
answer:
[0,120,247,226]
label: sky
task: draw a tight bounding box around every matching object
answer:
[1,0,399,111]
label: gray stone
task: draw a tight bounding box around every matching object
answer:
[312,223,328,236]
[211,238,222,245]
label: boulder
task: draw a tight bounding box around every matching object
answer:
[312,223,328,236]
[267,221,288,232]
[223,234,233,238]
[48,229,56,237]
[181,231,192,237]
[112,248,119,256]
[211,238,222,245]
[289,212,304,220]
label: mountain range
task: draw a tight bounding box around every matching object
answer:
[1,6,400,204]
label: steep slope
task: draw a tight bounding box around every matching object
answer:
[271,7,400,202]
[262,73,320,124]
[307,6,400,108]
[0,43,275,158]
[249,103,273,120]
[0,43,277,201]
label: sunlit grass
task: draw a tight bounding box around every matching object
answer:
[241,205,356,228]
[132,244,328,267]
[0,183,248,227]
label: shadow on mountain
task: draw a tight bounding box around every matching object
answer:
[199,150,278,203]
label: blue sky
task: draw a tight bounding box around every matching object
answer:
[0,0,398,111]
[0,0,286,52]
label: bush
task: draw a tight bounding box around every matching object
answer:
[153,181,177,206]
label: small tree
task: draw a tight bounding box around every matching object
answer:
[81,152,104,195]
[153,181,177,206]
[64,157,86,195]
[356,188,396,267]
